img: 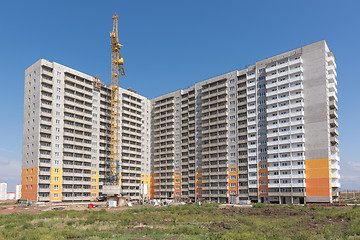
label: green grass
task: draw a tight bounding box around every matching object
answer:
[0,204,359,239]
[0,202,14,206]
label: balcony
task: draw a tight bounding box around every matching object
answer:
[327,65,337,76]
[289,66,303,75]
[329,100,338,111]
[329,91,338,102]
[328,74,337,84]
[331,173,340,179]
[247,74,256,81]
[248,168,257,173]
[328,82,337,93]
[330,136,339,145]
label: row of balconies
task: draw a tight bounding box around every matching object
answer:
[266,58,303,73]
[268,164,305,171]
[267,111,303,122]
[267,192,305,197]
[266,66,303,81]
[267,155,306,163]
[266,75,303,89]
[267,102,304,114]
[267,173,305,180]
[64,90,92,106]
[265,84,303,98]
[266,93,304,106]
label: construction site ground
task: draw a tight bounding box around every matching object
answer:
[1,201,360,239]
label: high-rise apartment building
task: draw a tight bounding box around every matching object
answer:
[22,40,339,204]
[22,59,151,202]
[151,40,340,203]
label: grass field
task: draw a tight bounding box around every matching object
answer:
[1,203,360,239]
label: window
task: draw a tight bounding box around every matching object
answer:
[54,185,59,190]
[230,175,236,180]
[54,168,59,173]
[54,177,59,182]
[57,80,61,84]
[229,79,235,84]
[260,164,267,169]
[54,193,59,198]
[56,95,61,100]
[230,183,236,187]
[260,172,267,177]
[261,181,267,185]
[229,86,235,91]
[230,168,236,172]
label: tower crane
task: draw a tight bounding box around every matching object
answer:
[109,13,125,188]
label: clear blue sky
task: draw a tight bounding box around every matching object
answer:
[0,0,359,191]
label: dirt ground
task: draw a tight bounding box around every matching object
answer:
[0,201,109,215]
[0,201,354,216]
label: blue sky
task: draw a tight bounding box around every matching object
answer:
[0,0,359,191]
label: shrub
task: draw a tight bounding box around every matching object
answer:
[253,203,267,208]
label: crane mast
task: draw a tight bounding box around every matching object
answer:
[109,13,125,186]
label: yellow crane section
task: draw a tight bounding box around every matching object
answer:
[109,13,125,186]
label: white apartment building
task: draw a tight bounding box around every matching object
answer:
[151,40,339,203]
[0,183,7,201]
[22,59,151,202]
[15,185,22,200]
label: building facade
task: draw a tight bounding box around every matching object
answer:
[151,40,340,203]
[0,183,7,201]
[21,59,151,202]
[15,185,22,200]
[22,40,339,203]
